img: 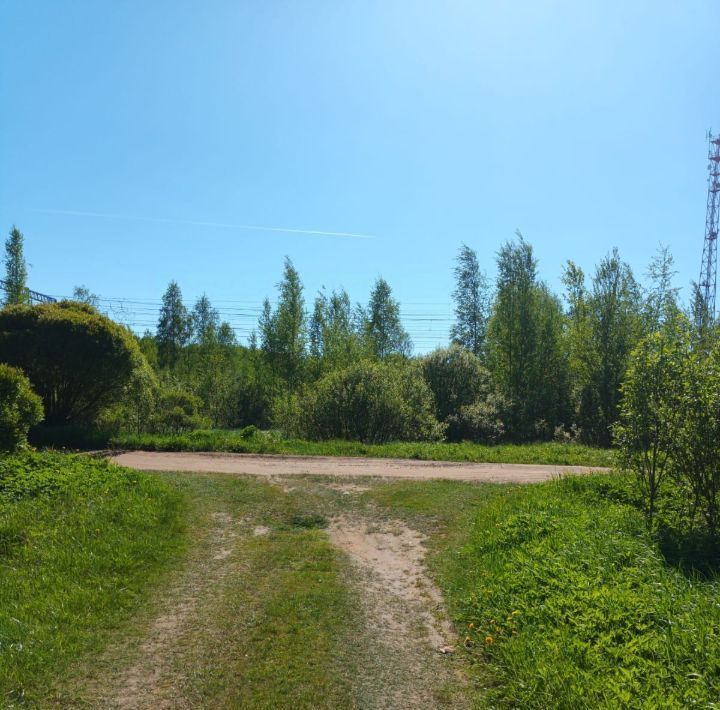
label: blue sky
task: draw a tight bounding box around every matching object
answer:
[1,1,719,351]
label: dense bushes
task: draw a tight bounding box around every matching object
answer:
[616,320,720,539]
[0,302,144,425]
[277,359,443,443]
[421,345,506,442]
[0,364,43,450]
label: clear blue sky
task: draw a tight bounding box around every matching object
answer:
[1,1,719,351]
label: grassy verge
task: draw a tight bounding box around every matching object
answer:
[0,452,187,706]
[368,475,720,708]
[111,429,615,467]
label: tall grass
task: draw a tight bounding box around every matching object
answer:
[111,429,615,467]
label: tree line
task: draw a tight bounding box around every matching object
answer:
[1,223,716,450]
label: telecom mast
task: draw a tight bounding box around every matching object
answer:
[699,133,720,323]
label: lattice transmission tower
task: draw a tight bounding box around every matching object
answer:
[699,132,720,323]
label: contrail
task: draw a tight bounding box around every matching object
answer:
[18,207,377,240]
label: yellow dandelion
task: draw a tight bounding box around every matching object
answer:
[484,635,494,645]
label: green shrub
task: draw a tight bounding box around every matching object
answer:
[0,302,145,425]
[445,396,507,444]
[422,345,508,443]
[0,363,43,451]
[278,359,444,443]
[421,345,493,421]
[153,388,207,434]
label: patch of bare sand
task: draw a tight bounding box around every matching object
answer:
[328,517,467,707]
[99,511,241,709]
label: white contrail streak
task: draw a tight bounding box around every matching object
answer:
[21,207,377,240]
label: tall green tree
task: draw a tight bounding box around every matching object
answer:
[260,257,306,390]
[487,234,568,439]
[644,245,680,330]
[191,294,219,344]
[3,226,29,306]
[156,281,192,367]
[450,244,490,357]
[309,287,364,370]
[581,249,643,445]
[364,277,411,359]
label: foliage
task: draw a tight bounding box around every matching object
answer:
[2,226,29,306]
[277,359,443,443]
[487,234,569,440]
[362,277,411,359]
[0,452,185,703]
[191,293,220,345]
[260,257,306,391]
[156,280,192,367]
[421,345,506,442]
[614,323,686,528]
[308,288,367,373]
[445,394,507,443]
[421,345,492,422]
[450,244,490,357]
[565,249,644,445]
[0,364,43,451]
[0,301,145,425]
[71,285,99,307]
[153,387,206,434]
[672,337,720,535]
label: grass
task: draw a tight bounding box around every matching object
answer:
[110,428,615,467]
[5,450,713,707]
[0,451,187,706]
[150,473,362,709]
[1,457,363,707]
[368,474,720,708]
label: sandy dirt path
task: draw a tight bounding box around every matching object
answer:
[112,451,607,483]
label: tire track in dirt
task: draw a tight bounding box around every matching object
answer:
[328,515,468,708]
[98,511,243,710]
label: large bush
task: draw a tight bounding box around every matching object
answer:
[279,359,443,443]
[421,345,493,421]
[0,363,43,450]
[422,345,507,442]
[0,301,145,425]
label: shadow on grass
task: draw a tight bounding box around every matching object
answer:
[658,526,720,579]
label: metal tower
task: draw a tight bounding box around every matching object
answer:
[699,132,720,322]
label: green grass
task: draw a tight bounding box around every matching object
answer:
[111,429,615,467]
[368,475,720,708]
[0,452,187,706]
[150,473,363,709]
[1,459,363,707]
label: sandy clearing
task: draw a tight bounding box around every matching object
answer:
[112,451,607,483]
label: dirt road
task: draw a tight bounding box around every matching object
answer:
[112,451,607,483]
